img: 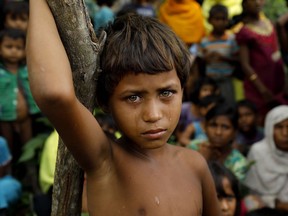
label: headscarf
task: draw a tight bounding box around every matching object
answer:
[158,0,205,45]
[244,105,288,207]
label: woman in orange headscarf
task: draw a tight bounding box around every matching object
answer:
[158,0,205,47]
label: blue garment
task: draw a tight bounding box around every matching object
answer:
[193,122,207,140]
[0,175,22,209]
[93,6,114,31]
[0,137,11,166]
[178,102,203,131]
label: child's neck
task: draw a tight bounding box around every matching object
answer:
[245,13,260,23]
[4,62,19,74]
[211,30,225,38]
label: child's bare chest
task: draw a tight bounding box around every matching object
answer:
[87,155,203,216]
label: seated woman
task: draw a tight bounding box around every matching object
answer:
[234,99,264,156]
[192,103,249,182]
[244,105,288,212]
[208,161,242,216]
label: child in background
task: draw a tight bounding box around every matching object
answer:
[178,76,219,131]
[234,99,264,156]
[0,28,39,158]
[93,0,115,32]
[194,103,249,182]
[208,161,242,216]
[177,94,224,147]
[28,0,222,214]
[198,4,239,106]
[0,136,22,215]
[2,1,29,32]
[236,0,287,125]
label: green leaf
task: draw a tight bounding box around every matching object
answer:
[18,133,50,163]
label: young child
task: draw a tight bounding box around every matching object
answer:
[194,103,249,182]
[236,0,287,125]
[0,136,22,214]
[177,94,224,147]
[0,28,39,157]
[178,76,219,131]
[208,161,242,216]
[27,0,221,215]
[234,99,264,156]
[199,4,239,105]
[2,1,29,32]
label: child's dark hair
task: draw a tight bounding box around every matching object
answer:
[97,0,115,7]
[205,102,238,129]
[236,99,257,114]
[3,1,29,18]
[189,77,219,104]
[246,207,287,216]
[0,28,26,44]
[208,161,241,216]
[96,13,191,109]
[198,94,224,108]
[209,4,228,20]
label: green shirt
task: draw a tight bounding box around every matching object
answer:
[0,65,40,121]
[189,142,249,181]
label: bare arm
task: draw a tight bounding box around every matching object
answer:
[239,44,274,102]
[27,0,111,173]
[200,157,221,216]
[277,13,288,54]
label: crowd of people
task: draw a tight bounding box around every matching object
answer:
[0,0,288,215]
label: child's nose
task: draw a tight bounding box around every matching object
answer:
[142,100,162,123]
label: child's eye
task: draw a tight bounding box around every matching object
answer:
[127,95,141,103]
[160,90,173,98]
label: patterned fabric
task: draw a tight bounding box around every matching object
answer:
[189,142,249,181]
[198,31,239,77]
[0,65,40,121]
[224,149,249,182]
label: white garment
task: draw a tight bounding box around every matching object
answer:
[244,105,288,208]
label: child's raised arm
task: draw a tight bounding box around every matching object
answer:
[27,0,111,174]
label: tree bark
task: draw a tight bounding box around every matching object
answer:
[45,0,106,215]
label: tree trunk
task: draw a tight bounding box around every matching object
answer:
[45,0,106,215]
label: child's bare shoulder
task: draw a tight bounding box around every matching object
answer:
[169,144,209,174]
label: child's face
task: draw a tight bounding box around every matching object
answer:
[218,177,237,216]
[199,84,215,99]
[206,115,236,148]
[109,69,182,150]
[238,106,256,133]
[0,36,25,65]
[273,118,288,152]
[5,13,29,32]
[209,13,228,35]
